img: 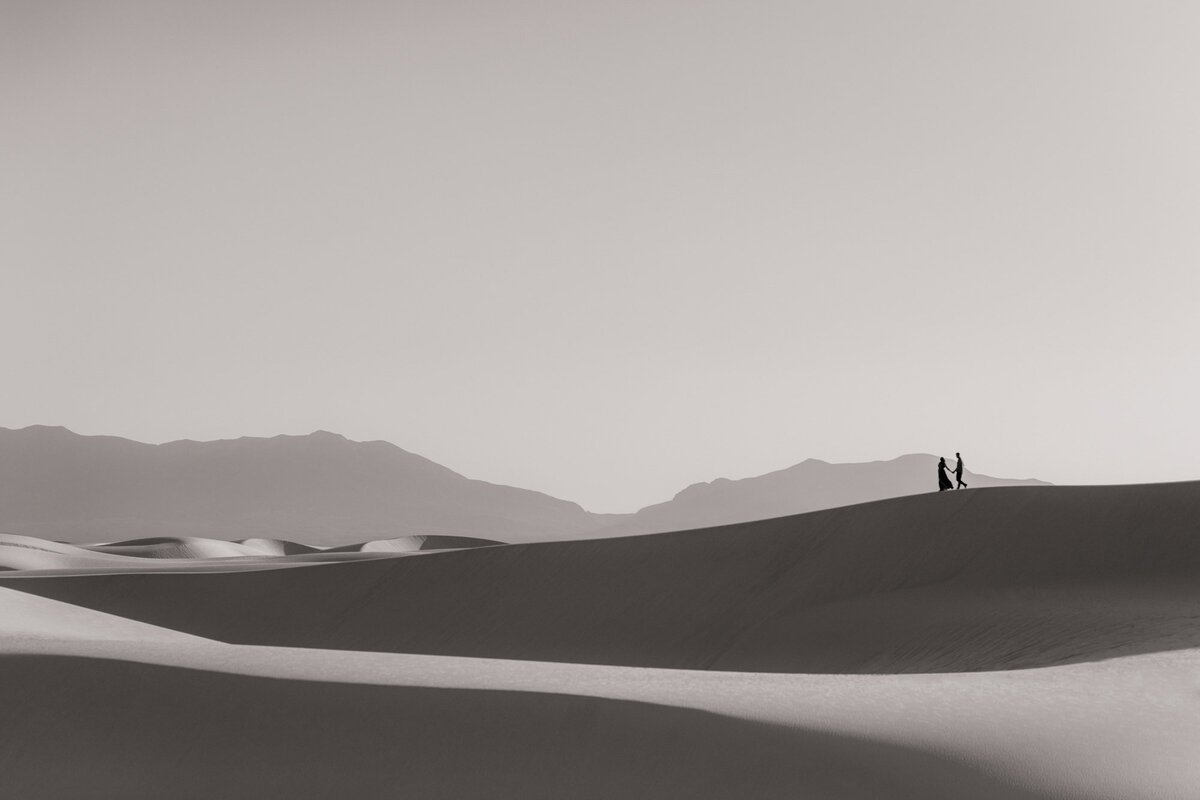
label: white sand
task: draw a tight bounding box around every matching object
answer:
[0,532,492,574]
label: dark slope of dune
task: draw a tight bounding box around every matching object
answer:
[0,654,1044,800]
[9,482,1200,673]
[0,425,610,544]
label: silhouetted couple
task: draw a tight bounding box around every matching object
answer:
[938,453,967,492]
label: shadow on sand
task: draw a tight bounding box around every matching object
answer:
[0,654,1045,800]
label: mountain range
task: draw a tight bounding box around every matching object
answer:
[605,454,1048,537]
[0,426,1047,544]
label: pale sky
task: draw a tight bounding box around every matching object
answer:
[3,1,1199,512]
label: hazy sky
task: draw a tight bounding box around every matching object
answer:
[4,1,1199,512]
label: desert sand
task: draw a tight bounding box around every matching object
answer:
[0,532,498,574]
[1,483,1198,798]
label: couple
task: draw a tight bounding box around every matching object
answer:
[938,453,967,492]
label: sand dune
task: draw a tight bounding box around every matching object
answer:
[323,535,501,553]
[86,534,497,558]
[9,483,1200,672]
[86,536,296,559]
[235,537,322,556]
[0,587,1195,799]
[0,585,203,642]
[0,532,498,574]
[4,483,1198,797]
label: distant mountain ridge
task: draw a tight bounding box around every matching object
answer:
[591,454,1050,537]
[0,426,610,545]
[0,426,1048,544]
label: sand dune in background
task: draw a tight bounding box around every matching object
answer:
[10,483,1200,673]
[87,536,321,559]
[2,587,1196,800]
[322,535,500,553]
[0,533,498,574]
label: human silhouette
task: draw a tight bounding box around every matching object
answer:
[937,457,953,492]
[954,452,968,489]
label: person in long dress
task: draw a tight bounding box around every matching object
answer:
[954,452,968,489]
[937,457,954,492]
